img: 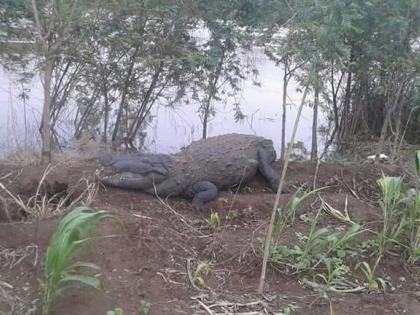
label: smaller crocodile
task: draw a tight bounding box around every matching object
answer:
[98,134,282,208]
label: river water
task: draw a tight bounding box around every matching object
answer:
[0,49,326,157]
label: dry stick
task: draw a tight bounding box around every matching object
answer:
[152,183,205,236]
[258,82,310,295]
[197,300,215,315]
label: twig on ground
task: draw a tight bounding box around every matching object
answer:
[301,278,365,293]
[186,258,204,291]
[197,300,215,315]
[153,184,205,236]
[0,172,12,182]
[320,195,355,224]
[341,170,360,200]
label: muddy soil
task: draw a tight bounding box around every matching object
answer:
[1,158,420,315]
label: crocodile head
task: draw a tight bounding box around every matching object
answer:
[97,151,175,191]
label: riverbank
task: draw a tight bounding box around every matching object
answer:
[0,154,419,314]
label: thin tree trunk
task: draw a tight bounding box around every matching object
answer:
[102,80,109,144]
[41,58,53,163]
[391,103,403,161]
[21,83,28,148]
[127,62,163,142]
[281,58,289,160]
[377,80,405,155]
[202,46,226,139]
[311,82,319,161]
[339,70,352,140]
[111,46,139,143]
[202,94,212,139]
[128,83,167,149]
[74,92,100,138]
[330,67,343,131]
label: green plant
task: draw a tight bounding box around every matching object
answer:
[400,188,420,265]
[375,176,405,266]
[209,212,220,230]
[271,206,361,274]
[356,261,387,291]
[315,258,350,287]
[138,300,152,315]
[272,186,329,246]
[107,308,124,315]
[41,206,112,315]
[415,150,420,177]
[295,210,330,271]
[192,261,213,288]
[327,223,363,258]
[226,209,240,221]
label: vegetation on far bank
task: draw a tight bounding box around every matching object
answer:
[0,0,419,162]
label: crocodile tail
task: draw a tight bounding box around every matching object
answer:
[97,150,114,166]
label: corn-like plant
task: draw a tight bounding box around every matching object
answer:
[376,176,405,263]
[209,212,220,230]
[273,186,328,246]
[356,261,387,291]
[192,261,213,288]
[139,300,152,315]
[107,308,124,315]
[400,189,420,265]
[41,206,112,315]
[415,150,420,178]
[315,258,350,287]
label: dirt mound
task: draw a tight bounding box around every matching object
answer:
[1,158,419,314]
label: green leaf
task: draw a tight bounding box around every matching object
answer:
[68,261,101,271]
[107,308,124,315]
[416,150,420,176]
[59,275,101,289]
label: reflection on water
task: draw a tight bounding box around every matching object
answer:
[0,49,326,158]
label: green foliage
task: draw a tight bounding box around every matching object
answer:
[271,206,361,273]
[273,186,329,245]
[416,150,420,177]
[356,261,387,291]
[41,207,112,315]
[315,257,350,287]
[225,209,240,221]
[373,176,405,268]
[107,308,124,315]
[279,305,293,315]
[193,261,213,288]
[400,189,420,265]
[372,174,420,268]
[209,212,221,230]
[138,300,152,315]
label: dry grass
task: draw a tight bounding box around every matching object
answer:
[0,163,98,219]
[0,245,39,270]
[0,245,39,315]
[1,149,41,167]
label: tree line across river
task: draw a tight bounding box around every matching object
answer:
[1,0,419,162]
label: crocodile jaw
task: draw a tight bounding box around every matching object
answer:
[100,172,165,190]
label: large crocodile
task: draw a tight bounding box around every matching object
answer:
[97,134,282,208]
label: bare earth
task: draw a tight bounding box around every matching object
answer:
[1,157,420,314]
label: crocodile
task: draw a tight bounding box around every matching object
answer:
[97,134,282,208]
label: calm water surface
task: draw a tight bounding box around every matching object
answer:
[0,49,326,157]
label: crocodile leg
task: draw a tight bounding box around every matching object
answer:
[188,181,218,209]
[257,149,287,193]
